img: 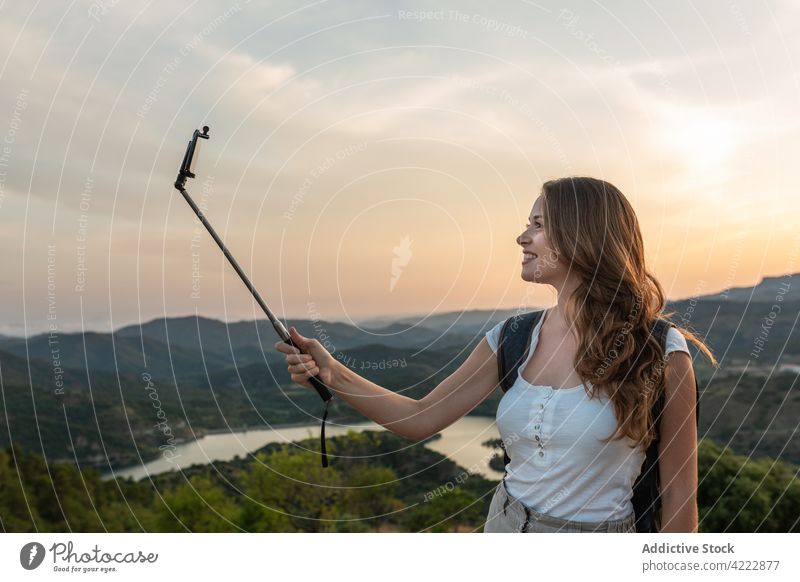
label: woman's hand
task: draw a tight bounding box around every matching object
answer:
[274,326,337,389]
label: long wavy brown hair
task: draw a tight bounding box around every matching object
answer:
[540,176,718,450]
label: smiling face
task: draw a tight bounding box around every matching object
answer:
[516,195,567,284]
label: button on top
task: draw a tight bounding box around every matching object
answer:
[532,395,549,449]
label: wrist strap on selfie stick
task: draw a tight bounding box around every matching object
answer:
[174,125,334,468]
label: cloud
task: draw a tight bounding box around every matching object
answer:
[1,0,799,332]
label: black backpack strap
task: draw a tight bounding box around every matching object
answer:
[496,310,546,474]
[496,310,546,392]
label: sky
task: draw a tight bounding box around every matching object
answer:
[1,0,799,335]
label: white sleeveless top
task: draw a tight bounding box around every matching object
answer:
[484,309,690,522]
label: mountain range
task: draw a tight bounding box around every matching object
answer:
[1,272,798,470]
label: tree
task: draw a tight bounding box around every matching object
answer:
[156,475,240,532]
[403,488,485,532]
[698,439,800,532]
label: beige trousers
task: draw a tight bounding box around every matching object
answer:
[483,478,637,533]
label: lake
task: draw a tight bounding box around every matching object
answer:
[106,415,504,481]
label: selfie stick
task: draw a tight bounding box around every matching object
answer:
[173,126,334,467]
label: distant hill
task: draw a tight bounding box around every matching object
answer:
[696,273,798,303]
[0,348,188,468]
[0,330,234,377]
[115,314,470,361]
[358,308,529,333]
[664,298,800,368]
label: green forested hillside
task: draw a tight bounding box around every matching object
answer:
[2,433,797,533]
[0,431,495,533]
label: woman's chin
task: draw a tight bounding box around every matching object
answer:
[521,265,541,283]
[521,263,550,285]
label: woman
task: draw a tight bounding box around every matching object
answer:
[275,176,717,533]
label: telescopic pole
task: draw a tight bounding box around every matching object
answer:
[173,126,333,467]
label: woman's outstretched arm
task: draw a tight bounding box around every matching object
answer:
[274,326,500,441]
[658,350,700,533]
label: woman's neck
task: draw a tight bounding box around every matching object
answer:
[549,276,582,333]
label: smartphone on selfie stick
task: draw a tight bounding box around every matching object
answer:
[173,126,334,467]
